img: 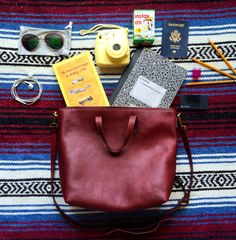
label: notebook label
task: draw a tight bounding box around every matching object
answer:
[130,76,166,107]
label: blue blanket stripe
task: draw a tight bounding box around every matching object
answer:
[1,154,236,167]
[1,26,236,40]
[0,205,235,224]
[1,70,235,78]
[1,203,236,215]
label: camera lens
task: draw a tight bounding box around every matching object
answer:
[113,44,121,51]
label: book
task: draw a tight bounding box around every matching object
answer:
[53,51,109,107]
[109,48,187,108]
[161,20,190,58]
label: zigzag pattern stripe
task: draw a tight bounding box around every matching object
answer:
[0,171,235,196]
[1,43,236,66]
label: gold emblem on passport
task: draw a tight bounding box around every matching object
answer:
[169,30,181,43]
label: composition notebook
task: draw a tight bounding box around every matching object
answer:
[53,51,109,107]
[109,48,187,108]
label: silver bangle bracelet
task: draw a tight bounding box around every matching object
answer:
[11,75,43,105]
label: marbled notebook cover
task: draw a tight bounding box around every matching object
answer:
[110,48,187,108]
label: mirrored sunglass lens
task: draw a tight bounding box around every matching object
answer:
[21,34,39,51]
[45,33,64,50]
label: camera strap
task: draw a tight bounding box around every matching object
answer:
[79,24,127,35]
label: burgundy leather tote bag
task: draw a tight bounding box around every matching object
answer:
[50,107,193,234]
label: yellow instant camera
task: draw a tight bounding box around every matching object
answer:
[95,28,130,68]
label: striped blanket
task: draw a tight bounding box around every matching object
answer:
[0,0,236,239]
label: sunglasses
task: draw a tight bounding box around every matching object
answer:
[21,32,64,51]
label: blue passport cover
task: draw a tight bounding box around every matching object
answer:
[161,20,190,58]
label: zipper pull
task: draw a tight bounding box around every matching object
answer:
[50,111,58,128]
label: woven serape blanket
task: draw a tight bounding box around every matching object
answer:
[0,0,236,239]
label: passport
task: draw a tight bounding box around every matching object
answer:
[161,20,190,58]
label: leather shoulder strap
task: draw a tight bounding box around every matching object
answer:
[50,112,193,235]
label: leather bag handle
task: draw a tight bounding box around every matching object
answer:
[95,115,137,154]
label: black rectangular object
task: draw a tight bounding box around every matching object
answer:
[180,94,208,110]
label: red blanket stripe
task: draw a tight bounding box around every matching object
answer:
[0,1,235,14]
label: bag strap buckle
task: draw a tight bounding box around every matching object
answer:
[50,111,58,128]
[177,113,186,129]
